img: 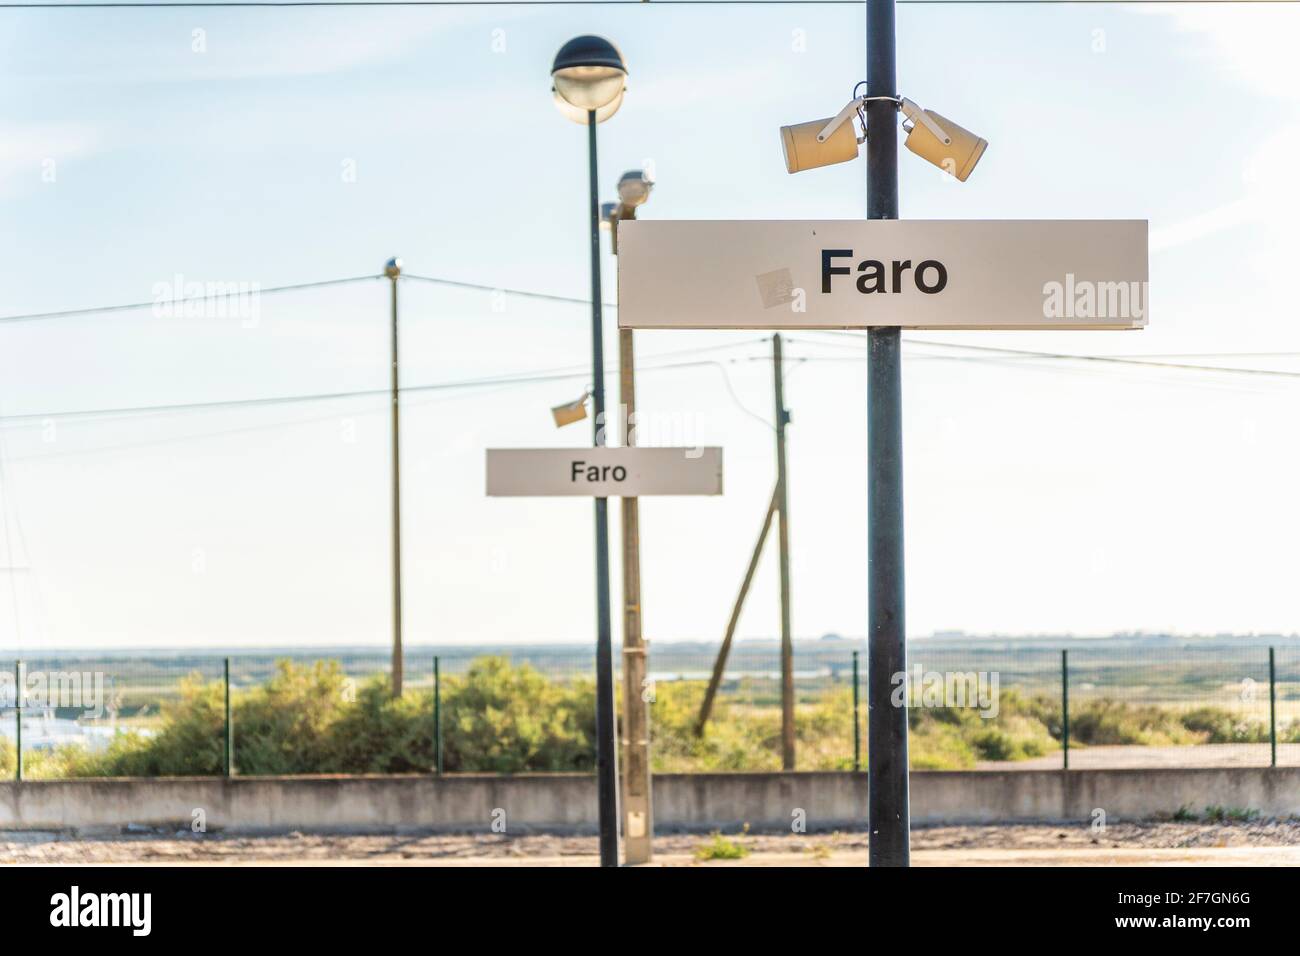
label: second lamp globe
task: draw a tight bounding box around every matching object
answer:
[552,35,627,122]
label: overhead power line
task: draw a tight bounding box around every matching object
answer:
[11,270,1300,374]
[0,345,773,425]
[0,272,613,324]
[801,332,1300,378]
[909,339,1300,380]
[0,275,382,324]
[401,273,617,309]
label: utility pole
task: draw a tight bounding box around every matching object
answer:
[772,333,795,770]
[618,327,653,863]
[694,336,795,745]
[695,489,777,736]
[385,257,404,698]
[865,0,910,866]
[610,194,653,865]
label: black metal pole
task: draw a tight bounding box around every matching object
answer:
[224,656,232,777]
[852,650,861,772]
[1269,647,1276,769]
[588,109,619,868]
[866,0,909,868]
[434,656,443,775]
[14,660,22,783]
[1062,649,1069,770]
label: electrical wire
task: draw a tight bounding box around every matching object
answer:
[0,344,772,425]
[0,354,780,463]
[0,272,619,324]
[401,273,618,309]
[801,331,1300,379]
[11,270,1300,391]
[0,275,383,324]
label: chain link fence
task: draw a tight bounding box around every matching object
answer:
[1,641,1297,778]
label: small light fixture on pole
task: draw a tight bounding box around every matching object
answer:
[552,33,627,870]
[384,256,404,698]
[603,169,654,254]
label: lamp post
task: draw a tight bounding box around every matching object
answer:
[385,256,404,698]
[552,34,627,869]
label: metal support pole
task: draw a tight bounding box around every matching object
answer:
[389,269,404,698]
[852,650,862,772]
[609,202,653,861]
[1269,647,1277,769]
[866,0,909,867]
[13,660,21,783]
[434,656,443,775]
[1062,649,1070,770]
[224,656,233,777]
[695,488,778,736]
[587,109,620,868]
[773,333,795,771]
[619,326,653,865]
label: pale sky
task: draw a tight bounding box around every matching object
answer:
[2,2,1299,649]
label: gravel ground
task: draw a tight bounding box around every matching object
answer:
[4,820,1300,865]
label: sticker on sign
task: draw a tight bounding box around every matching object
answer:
[617,219,1148,331]
[486,447,723,497]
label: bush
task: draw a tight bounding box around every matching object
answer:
[328,678,435,773]
[1067,698,1196,747]
[442,657,595,773]
[694,831,749,860]
[1180,707,1268,744]
[9,656,1273,779]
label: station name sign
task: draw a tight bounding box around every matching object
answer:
[617,219,1148,331]
[486,447,723,498]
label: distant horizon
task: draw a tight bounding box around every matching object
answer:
[6,629,1300,657]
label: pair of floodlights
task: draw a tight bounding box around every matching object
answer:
[781,91,987,181]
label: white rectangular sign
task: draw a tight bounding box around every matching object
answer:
[617,219,1148,331]
[486,447,723,497]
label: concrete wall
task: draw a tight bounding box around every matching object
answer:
[1,769,1298,834]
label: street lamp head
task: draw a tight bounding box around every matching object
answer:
[552,87,624,125]
[616,169,654,207]
[552,35,627,120]
[384,257,402,279]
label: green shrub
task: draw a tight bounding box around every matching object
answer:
[1180,707,1268,744]
[1204,805,1259,823]
[442,657,595,773]
[1067,698,1197,746]
[9,656,1272,779]
[694,831,749,860]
